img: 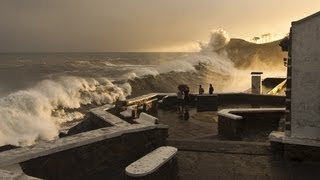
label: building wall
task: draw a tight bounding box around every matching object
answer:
[291,16,320,140]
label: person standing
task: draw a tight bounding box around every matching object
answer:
[199,85,204,95]
[209,84,214,94]
[184,87,190,106]
[177,90,185,113]
[183,87,190,120]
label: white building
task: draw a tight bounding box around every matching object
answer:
[270,11,320,147]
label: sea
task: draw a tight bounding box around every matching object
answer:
[0,31,287,146]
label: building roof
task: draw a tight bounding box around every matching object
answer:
[279,36,290,52]
[292,11,320,25]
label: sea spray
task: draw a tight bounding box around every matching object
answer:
[0,76,131,146]
[126,30,234,78]
[199,29,230,53]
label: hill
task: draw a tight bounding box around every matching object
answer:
[225,39,286,69]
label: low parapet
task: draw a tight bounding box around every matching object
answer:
[0,123,167,168]
[218,108,285,120]
[218,108,285,140]
[90,105,131,127]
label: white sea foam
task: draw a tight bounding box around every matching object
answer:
[199,29,230,52]
[0,76,131,146]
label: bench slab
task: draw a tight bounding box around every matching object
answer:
[125,146,177,177]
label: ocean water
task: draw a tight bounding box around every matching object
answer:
[0,30,286,146]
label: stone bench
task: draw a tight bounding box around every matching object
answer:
[125,146,178,180]
[134,112,158,125]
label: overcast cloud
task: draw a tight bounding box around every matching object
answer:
[0,0,319,52]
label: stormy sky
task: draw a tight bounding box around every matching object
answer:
[0,0,319,52]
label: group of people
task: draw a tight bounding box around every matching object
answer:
[177,84,214,120]
[198,84,214,95]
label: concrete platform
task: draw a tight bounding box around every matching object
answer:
[157,106,320,179]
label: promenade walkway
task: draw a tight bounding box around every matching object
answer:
[156,108,320,180]
[157,109,218,139]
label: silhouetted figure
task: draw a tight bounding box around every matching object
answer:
[184,87,190,107]
[209,84,214,94]
[199,85,204,95]
[177,90,185,113]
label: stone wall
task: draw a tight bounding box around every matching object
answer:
[284,144,320,161]
[67,113,112,136]
[217,93,285,107]
[158,93,285,111]
[218,109,284,141]
[218,115,242,140]
[291,16,320,140]
[20,128,168,180]
[197,95,218,112]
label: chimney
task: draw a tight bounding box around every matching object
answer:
[251,72,263,94]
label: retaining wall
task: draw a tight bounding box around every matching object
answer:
[218,108,285,141]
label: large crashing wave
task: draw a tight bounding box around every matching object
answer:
[127,30,237,95]
[199,29,230,52]
[0,77,131,146]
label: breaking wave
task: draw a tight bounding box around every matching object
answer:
[0,77,131,146]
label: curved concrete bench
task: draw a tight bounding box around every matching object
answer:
[134,112,158,125]
[125,146,178,178]
[218,108,285,140]
[218,108,285,120]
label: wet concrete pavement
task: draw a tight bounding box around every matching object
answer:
[157,108,320,180]
[157,108,217,139]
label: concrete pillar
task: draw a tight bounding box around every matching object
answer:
[251,72,263,94]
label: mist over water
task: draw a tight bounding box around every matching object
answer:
[0,30,286,146]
